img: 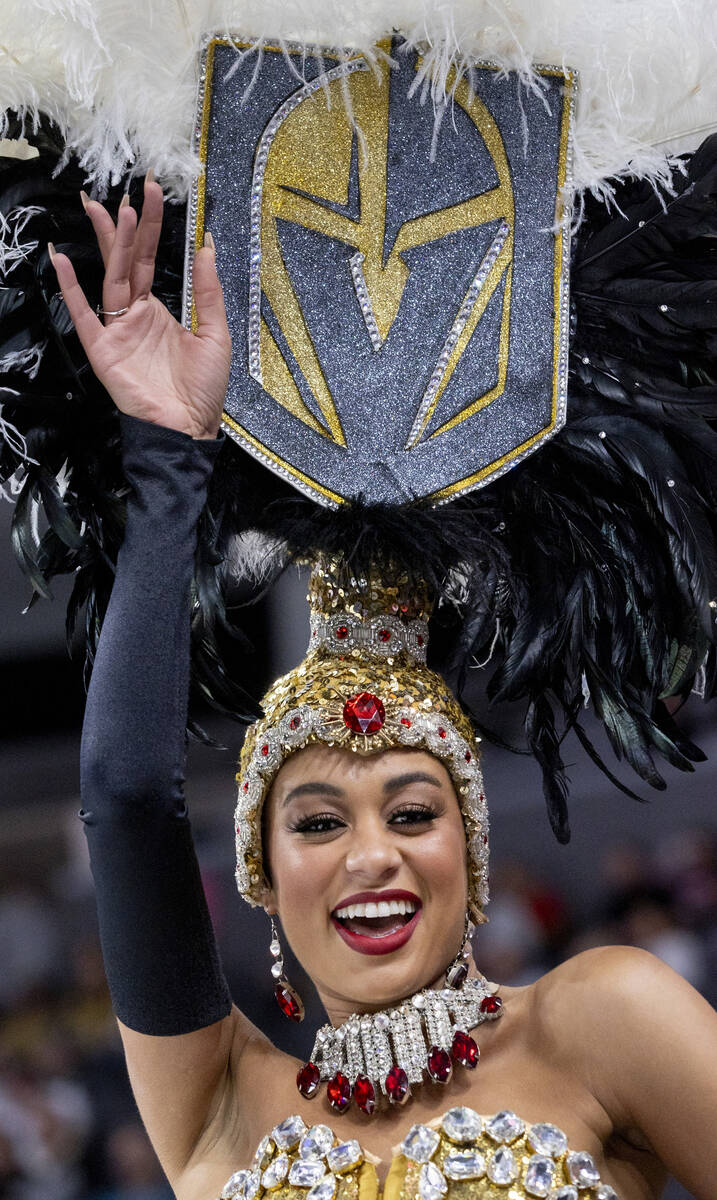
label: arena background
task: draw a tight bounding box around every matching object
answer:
[1,495,715,1200]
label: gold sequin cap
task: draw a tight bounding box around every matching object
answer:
[235,559,489,918]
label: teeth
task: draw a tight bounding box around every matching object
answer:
[334,899,418,920]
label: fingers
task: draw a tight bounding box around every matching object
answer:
[101,202,138,322]
[48,243,104,357]
[81,193,120,268]
[129,177,164,300]
[193,234,231,345]
[82,176,163,309]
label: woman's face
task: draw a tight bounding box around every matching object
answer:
[263,744,469,1020]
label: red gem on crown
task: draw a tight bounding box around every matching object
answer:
[378,629,391,642]
[335,625,349,639]
[401,717,412,727]
[289,716,301,730]
[438,728,447,739]
[261,744,269,757]
[343,692,385,734]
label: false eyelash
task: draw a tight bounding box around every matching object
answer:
[389,805,437,824]
[288,811,345,834]
[289,804,438,835]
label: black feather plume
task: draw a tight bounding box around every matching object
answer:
[3,115,717,839]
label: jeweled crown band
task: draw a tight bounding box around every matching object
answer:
[309,611,428,661]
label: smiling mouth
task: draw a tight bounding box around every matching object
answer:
[332,898,420,939]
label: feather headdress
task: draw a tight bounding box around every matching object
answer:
[1,1,717,843]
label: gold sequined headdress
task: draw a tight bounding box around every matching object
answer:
[235,559,489,920]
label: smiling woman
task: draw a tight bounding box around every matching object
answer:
[264,748,468,999]
[5,6,717,1200]
[38,156,717,1200]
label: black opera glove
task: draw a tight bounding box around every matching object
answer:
[80,414,232,1035]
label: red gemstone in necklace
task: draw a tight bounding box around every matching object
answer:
[342,692,386,734]
[427,1045,453,1083]
[353,1075,376,1115]
[451,1030,479,1068]
[327,1072,352,1112]
[296,1062,321,1098]
[274,982,305,1022]
[480,994,503,1016]
[385,1065,410,1104]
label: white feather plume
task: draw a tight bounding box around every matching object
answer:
[228,530,288,586]
[0,0,716,199]
[0,204,45,278]
[0,340,47,379]
[0,388,36,499]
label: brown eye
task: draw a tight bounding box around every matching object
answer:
[390,806,436,826]
[290,813,345,835]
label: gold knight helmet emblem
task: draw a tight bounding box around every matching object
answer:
[191,36,574,506]
[254,43,515,450]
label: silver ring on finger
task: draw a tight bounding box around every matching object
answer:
[96,304,130,317]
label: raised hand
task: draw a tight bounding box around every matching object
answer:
[48,174,231,440]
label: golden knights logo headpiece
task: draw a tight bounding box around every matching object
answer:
[185,35,575,506]
[184,34,576,912]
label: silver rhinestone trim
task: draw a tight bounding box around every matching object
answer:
[406,220,511,448]
[309,611,428,661]
[308,976,498,1093]
[430,69,577,506]
[349,251,383,351]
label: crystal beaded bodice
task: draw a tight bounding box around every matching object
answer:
[218,1108,619,1200]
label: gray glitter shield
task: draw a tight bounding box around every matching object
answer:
[184,36,576,507]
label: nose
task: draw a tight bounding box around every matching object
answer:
[343,820,403,882]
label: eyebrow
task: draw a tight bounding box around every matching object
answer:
[382,771,443,795]
[281,771,442,808]
[282,782,344,808]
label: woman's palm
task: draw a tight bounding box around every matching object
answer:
[50,180,231,440]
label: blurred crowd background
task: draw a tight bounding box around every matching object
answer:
[2,513,716,1200]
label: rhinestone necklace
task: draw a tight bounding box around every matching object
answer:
[296,975,503,1115]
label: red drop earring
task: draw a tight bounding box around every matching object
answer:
[269,917,304,1022]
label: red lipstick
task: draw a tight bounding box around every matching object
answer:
[331,890,422,957]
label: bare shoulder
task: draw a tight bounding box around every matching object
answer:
[517,947,717,1198]
[526,943,698,1043]
[529,942,681,1000]
[523,945,717,1121]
